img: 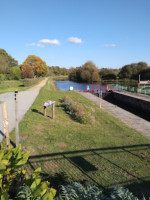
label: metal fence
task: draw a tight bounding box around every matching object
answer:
[107,84,150,95]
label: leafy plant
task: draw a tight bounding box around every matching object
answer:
[0,145,56,200]
[56,182,150,200]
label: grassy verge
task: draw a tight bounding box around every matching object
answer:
[0,78,43,94]
[9,78,150,198]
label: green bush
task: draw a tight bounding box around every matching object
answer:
[11,66,21,80]
[56,182,150,200]
[0,145,56,199]
[0,74,8,81]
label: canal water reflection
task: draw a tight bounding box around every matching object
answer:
[55,80,108,91]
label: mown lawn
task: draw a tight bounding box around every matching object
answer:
[9,78,150,198]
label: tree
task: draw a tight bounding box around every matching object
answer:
[0,49,18,73]
[68,61,101,83]
[118,62,149,80]
[22,55,48,78]
[81,70,91,83]
[21,64,34,78]
[100,68,119,80]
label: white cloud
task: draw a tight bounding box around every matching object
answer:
[25,43,36,46]
[38,39,61,46]
[26,39,61,48]
[68,37,82,44]
[102,44,118,47]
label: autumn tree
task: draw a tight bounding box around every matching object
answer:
[21,64,34,78]
[21,55,48,78]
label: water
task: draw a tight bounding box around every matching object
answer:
[55,80,110,92]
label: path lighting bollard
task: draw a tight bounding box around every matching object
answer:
[15,90,19,146]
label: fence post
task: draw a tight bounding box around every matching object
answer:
[52,103,55,119]
[15,90,19,147]
[2,103,10,148]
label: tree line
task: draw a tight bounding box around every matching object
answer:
[0,49,69,80]
[0,49,150,82]
[69,61,150,83]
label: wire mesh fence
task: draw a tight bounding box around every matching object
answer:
[25,144,150,196]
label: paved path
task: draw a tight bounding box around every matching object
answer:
[79,92,150,140]
[0,78,47,142]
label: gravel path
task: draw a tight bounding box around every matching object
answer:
[79,92,150,140]
[0,78,47,142]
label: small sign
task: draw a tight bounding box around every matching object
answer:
[43,100,55,107]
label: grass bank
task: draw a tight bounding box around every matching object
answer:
[9,78,150,198]
[0,78,43,94]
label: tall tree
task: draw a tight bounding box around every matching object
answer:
[0,49,18,73]
[21,55,48,78]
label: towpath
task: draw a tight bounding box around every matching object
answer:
[79,92,150,140]
[0,78,47,142]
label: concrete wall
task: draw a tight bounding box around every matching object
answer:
[110,92,150,114]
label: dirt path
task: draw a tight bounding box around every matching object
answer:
[28,78,48,91]
[0,78,48,142]
[79,92,150,140]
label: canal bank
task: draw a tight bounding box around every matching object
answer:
[79,91,150,140]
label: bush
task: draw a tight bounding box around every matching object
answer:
[56,182,149,200]
[61,96,94,124]
[0,74,8,81]
[0,145,56,199]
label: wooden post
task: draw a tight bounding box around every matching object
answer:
[52,103,55,119]
[15,90,19,147]
[43,106,46,116]
[2,103,10,148]
[99,90,102,108]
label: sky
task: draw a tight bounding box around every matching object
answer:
[1,0,150,69]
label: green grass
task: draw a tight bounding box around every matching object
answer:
[9,78,150,198]
[0,79,41,94]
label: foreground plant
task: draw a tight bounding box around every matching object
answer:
[55,182,150,200]
[0,145,56,200]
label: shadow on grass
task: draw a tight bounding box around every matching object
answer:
[26,144,150,198]
[32,109,44,116]
[32,108,53,119]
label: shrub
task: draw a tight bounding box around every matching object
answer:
[0,74,8,81]
[61,96,93,124]
[0,145,56,199]
[56,182,150,200]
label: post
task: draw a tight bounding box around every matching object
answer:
[15,90,19,146]
[43,106,46,116]
[52,103,55,119]
[99,90,102,108]
[2,103,10,148]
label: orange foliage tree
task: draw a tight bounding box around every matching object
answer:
[21,55,48,78]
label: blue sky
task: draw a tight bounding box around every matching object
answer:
[1,0,150,69]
